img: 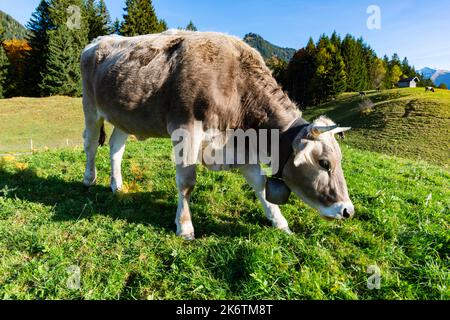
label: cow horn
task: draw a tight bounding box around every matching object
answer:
[330,127,352,135]
[310,125,338,138]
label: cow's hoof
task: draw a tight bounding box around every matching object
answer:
[83,181,95,190]
[111,187,123,194]
[280,227,293,235]
[180,233,195,241]
[83,178,96,188]
[111,181,123,193]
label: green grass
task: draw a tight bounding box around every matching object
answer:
[303,88,450,169]
[1,139,449,299]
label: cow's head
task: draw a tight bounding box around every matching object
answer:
[282,116,354,220]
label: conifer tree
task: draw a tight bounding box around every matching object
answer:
[391,53,401,67]
[356,38,370,90]
[329,44,347,97]
[341,35,367,91]
[284,38,317,107]
[401,57,416,78]
[186,20,197,31]
[0,27,10,99]
[159,19,168,31]
[314,35,334,102]
[86,0,112,41]
[330,31,341,51]
[120,0,167,36]
[40,25,82,96]
[40,0,88,96]
[48,0,88,47]
[381,55,391,89]
[113,18,121,34]
[0,45,8,99]
[25,0,53,96]
[314,35,346,103]
[341,35,358,91]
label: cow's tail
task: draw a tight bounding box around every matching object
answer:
[99,124,106,146]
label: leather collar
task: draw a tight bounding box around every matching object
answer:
[273,118,309,179]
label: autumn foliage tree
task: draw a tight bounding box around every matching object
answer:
[266,56,287,84]
[2,39,31,97]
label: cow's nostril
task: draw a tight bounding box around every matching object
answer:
[343,208,350,219]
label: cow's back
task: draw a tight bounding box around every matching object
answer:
[81,30,271,138]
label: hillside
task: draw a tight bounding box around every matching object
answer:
[244,33,296,62]
[0,138,448,299]
[0,10,27,39]
[302,88,450,169]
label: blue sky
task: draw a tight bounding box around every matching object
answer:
[1,0,449,70]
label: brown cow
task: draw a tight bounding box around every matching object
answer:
[81,30,354,239]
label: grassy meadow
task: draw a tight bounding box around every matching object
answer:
[0,88,449,299]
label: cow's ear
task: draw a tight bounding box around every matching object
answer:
[293,139,314,167]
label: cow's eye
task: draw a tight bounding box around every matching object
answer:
[319,160,331,171]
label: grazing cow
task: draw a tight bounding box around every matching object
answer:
[425,86,435,92]
[81,31,355,239]
[359,91,366,97]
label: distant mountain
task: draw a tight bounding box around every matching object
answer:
[0,10,28,39]
[418,67,450,89]
[244,33,296,62]
[418,67,436,80]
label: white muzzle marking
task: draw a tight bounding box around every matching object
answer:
[318,201,354,220]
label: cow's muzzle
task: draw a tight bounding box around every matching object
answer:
[319,201,355,220]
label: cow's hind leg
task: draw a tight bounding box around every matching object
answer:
[240,165,292,234]
[82,97,104,188]
[109,127,128,192]
[175,164,197,240]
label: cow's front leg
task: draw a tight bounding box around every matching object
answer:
[109,127,128,192]
[240,165,292,234]
[175,164,197,240]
